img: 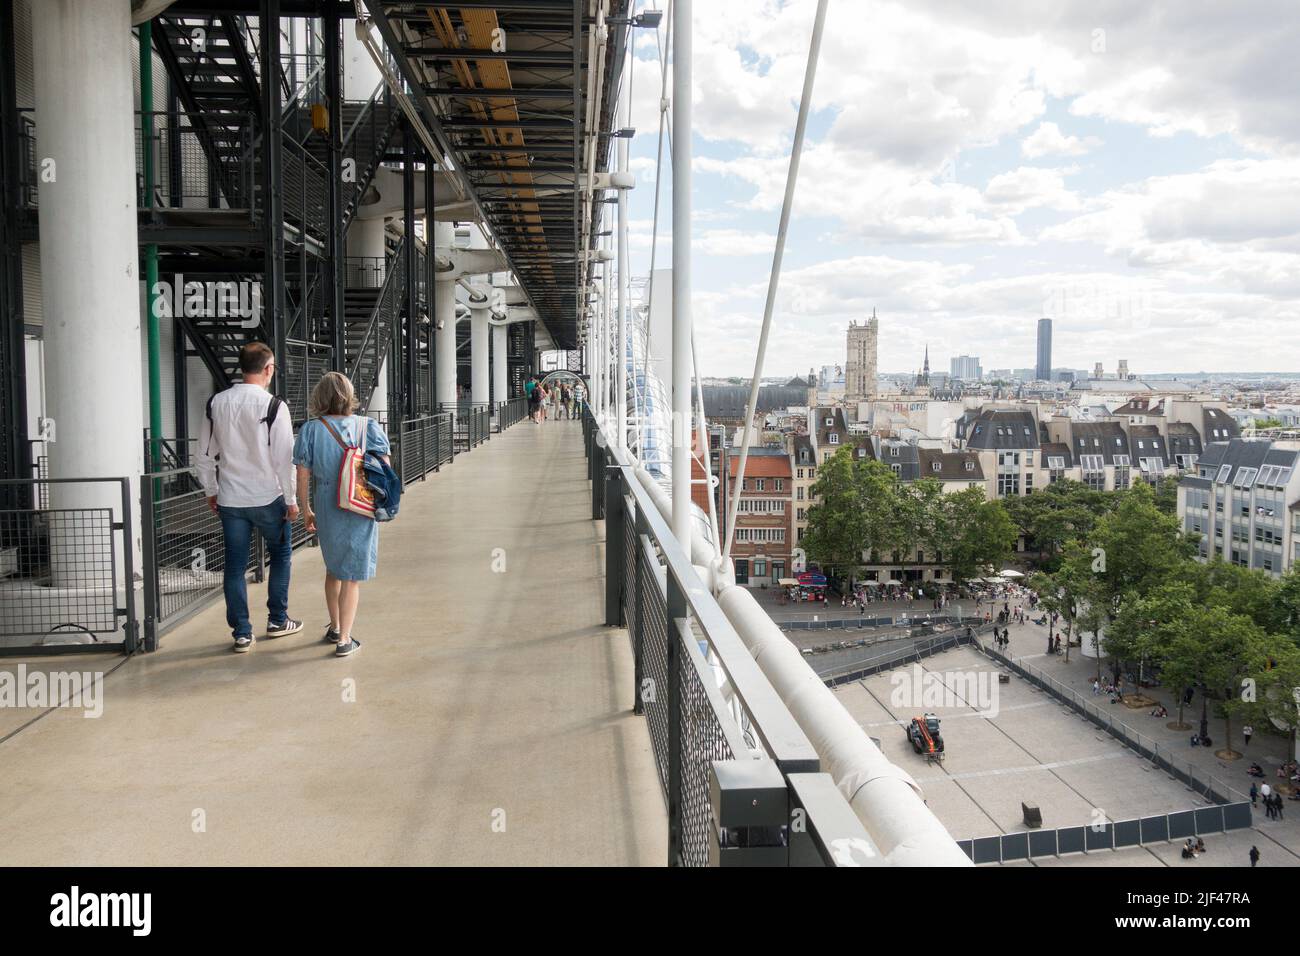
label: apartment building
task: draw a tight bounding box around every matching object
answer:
[1179,438,1300,576]
[963,407,1042,498]
[719,448,793,587]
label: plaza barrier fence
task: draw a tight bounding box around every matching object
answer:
[0,477,139,655]
[955,800,1254,865]
[583,408,877,867]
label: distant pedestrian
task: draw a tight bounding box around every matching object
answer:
[1249,845,1260,867]
[1250,782,1258,807]
[1092,679,1100,696]
[1276,794,1285,820]
[1243,724,1253,748]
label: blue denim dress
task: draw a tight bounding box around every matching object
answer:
[293,416,391,581]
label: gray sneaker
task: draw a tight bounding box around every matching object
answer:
[322,624,341,644]
[335,637,361,658]
[233,635,254,653]
[266,617,303,639]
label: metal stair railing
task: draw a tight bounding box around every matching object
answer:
[348,235,408,410]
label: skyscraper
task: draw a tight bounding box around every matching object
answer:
[845,310,878,402]
[951,355,982,380]
[1035,318,1052,381]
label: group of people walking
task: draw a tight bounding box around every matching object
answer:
[524,374,584,423]
[197,343,388,657]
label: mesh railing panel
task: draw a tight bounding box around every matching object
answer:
[677,628,737,867]
[147,484,231,628]
[0,508,118,641]
[638,542,669,794]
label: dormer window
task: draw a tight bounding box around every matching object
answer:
[965,461,975,471]
[933,461,942,472]
[828,433,839,444]
[825,417,834,426]
[890,447,899,457]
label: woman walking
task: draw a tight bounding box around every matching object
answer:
[294,372,391,657]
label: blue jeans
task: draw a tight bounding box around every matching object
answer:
[218,496,291,638]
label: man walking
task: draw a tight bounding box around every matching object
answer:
[1243,723,1253,748]
[1249,845,1260,867]
[197,342,303,652]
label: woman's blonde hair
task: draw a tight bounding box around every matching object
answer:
[309,371,358,418]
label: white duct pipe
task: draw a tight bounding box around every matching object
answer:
[623,457,967,865]
[670,0,692,548]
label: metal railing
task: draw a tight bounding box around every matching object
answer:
[281,137,328,240]
[135,110,256,212]
[584,409,877,866]
[439,403,491,452]
[18,111,37,207]
[495,396,529,432]
[282,339,334,425]
[349,236,407,411]
[958,801,1254,864]
[821,624,995,686]
[393,413,454,485]
[0,477,139,655]
[344,256,387,289]
[140,466,315,651]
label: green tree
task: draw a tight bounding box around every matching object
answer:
[943,488,1017,587]
[803,447,868,578]
[1089,481,1196,624]
[1151,475,1179,516]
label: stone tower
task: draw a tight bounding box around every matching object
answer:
[845,309,879,403]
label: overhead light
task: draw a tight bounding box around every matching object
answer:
[610,11,663,28]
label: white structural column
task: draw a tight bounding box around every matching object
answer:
[492,322,508,406]
[598,238,610,422]
[615,56,630,451]
[433,222,458,407]
[469,298,490,405]
[33,0,144,583]
[670,0,693,547]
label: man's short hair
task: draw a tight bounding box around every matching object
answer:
[239,342,274,375]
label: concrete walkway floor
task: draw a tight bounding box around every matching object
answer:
[0,419,665,866]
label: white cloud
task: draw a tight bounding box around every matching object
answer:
[1021,121,1101,158]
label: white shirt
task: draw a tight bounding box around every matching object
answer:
[196,383,297,508]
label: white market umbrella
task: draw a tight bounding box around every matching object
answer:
[1000,569,1024,578]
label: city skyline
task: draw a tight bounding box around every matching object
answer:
[622,0,1300,378]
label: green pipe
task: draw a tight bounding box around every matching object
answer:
[140,21,162,471]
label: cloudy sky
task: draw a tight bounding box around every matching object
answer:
[617,0,1300,378]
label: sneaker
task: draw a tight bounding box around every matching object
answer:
[322,624,341,644]
[266,617,304,639]
[335,637,361,658]
[233,635,254,653]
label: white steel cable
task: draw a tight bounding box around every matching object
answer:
[722,0,829,561]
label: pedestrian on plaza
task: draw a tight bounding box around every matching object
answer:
[196,342,302,653]
[293,372,392,658]
[1243,724,1253,748]
[573,380,586,417]
[1093,679,1100,696]
[1276,794,1285,820]
[1250,782,1258,807]
[1249,845,1260,867]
